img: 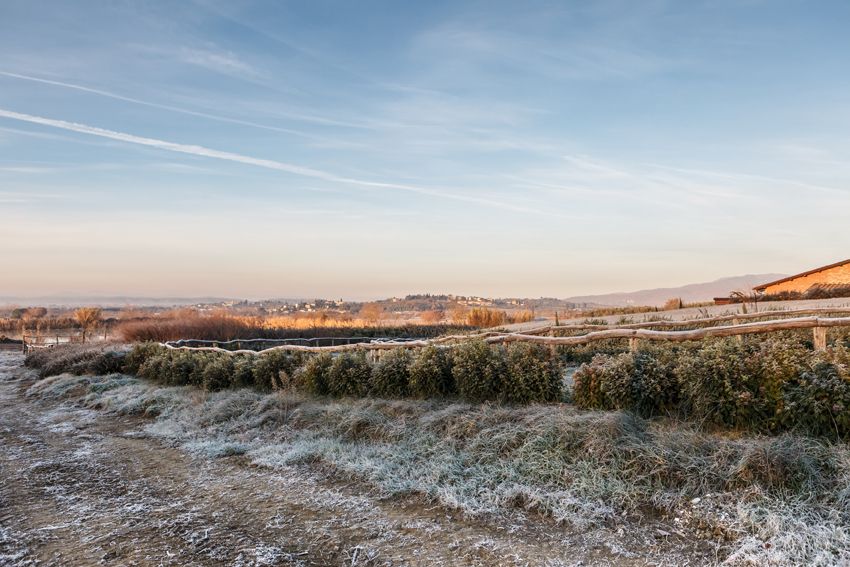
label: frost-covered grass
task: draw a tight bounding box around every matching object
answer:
[25,371,850,566]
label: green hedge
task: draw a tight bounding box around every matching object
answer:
[129,344,308,392]
[504,343,562,404]
[408,345,455,398]
[327,352,371,397]
[452,340,506,402]
[783,362,850,437]
[304,352,332,395]
[572,338,850,436]
[371,348,413,398]
[121,340,565,405]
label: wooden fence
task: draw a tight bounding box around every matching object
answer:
[22,330,111,354]
[160,307,850,357]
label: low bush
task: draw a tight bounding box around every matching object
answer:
[327,352,371,398]
[451,340,506,402]
[504,343,563,404]
[233,357,258,389]
[574,338,825,431]
[408,345,455,398]
[571,355,608,409]
[782,362,850,437]
[89,351,127,375]
[122,343,308,392]
[303,352,333,396]
[138,350,205,387]
[25,344,130,378]
[200,355,235,391]
[124,343,164,374]
[252,349,305,390]
[677,338,808,430]
[597,352,678,417]
[370,348,412,398]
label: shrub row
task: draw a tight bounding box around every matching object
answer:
[124,340,564,404]
[572,338,850,436]
[128,346,307,391]
[25,345,128,378]
[301,341,562,403]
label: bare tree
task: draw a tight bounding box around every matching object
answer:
[450,304,469,324]
[75,307,102,329]
[421,310,444,324]
[359,303,384,324]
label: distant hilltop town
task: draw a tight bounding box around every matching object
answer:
[185,295,587,318]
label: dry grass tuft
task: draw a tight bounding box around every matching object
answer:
[118,314,256,342]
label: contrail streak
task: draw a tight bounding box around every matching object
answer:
[0,71,346,139]
[0,108,568,217]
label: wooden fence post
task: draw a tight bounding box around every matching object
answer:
[549,329,556,358]
[733,318,743,343]
[629,337,638,352]
[814,326,827,351]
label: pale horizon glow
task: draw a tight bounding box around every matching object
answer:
[1,1,849,300]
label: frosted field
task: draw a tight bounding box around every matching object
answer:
[3,351,849,566]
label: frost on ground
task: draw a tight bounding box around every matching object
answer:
[4,351,850,566]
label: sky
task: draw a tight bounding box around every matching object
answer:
[1,0,849,301]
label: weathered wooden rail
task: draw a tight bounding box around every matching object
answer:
[161,310,850,356]
[513,307,850,334]
[22,330,111,354]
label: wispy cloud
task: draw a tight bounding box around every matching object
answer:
[563,155,631,177]
[176,47,261,78]
[649,163,847,195]
[0,109,570,217]
[0,71,344,142]
[0,166,55,173]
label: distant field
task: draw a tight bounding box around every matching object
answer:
[503,296,850,331]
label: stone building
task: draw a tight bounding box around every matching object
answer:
[754,259,850,295]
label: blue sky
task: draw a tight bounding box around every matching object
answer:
[1,1,849,300]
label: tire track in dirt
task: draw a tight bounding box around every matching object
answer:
[0,354,714,566]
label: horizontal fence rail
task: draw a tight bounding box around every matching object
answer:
[21,330,111,353]
[490,316,850,347]
[161,312,850,356]
[515,307,850,334]
[167,337,423,349]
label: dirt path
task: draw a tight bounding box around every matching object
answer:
[0,354,715,566]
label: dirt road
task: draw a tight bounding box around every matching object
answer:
[0,354,713,566]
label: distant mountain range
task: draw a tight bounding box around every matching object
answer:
[0,295,239,308]
[1,274,788,309]
[563,274,788,307]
